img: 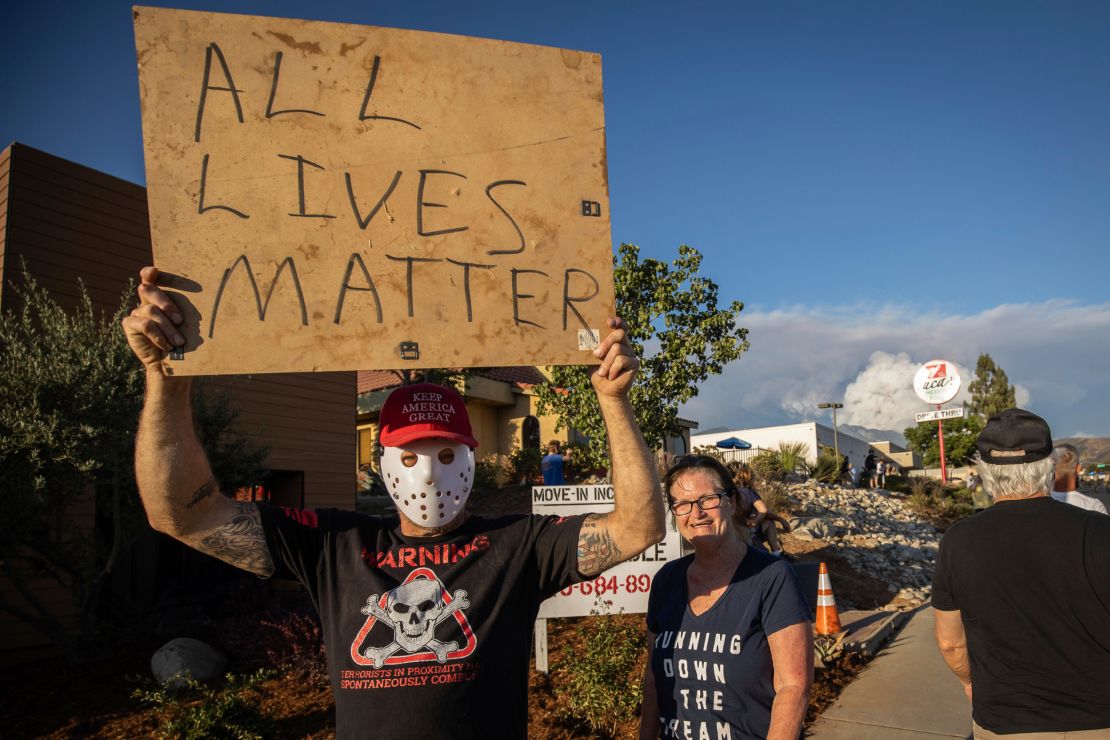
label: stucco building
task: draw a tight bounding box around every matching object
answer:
[692,422,917,471]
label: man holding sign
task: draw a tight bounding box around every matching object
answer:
[122,270,664,738]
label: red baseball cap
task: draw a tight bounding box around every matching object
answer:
[378,383,479,449]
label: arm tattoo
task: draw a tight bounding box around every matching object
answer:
[577,513,623,577]
[199,502,274,577]
[185,477,217,509]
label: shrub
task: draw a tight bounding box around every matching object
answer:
[215,600,328,686]
[908,476,936,502]
[509,446,543,484]
[132,668,277,739]
[814,631,847,666]
[561,442,589,483]
[690,445,726,462]
[357,466,388,498]
[934,486,975,520]
[776,441,810,475]
[556,603,645,737]
[907,478,975,522]
[0,267,267,652]
[809,453,841,484]
[259,608,328,686]
[473,456,507,490]
[750,450,785,482]
[759,481,792,515]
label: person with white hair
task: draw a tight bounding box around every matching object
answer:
[931,409,1110,738]
[1051,443,1107,514]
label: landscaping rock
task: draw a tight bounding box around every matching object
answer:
[151,637,227,687]
[780,480,942,609]
[798,517,835,539]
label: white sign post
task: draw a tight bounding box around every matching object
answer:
[530,484,680,672]
[913,359,962,483]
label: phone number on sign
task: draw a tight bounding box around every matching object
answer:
[559,573,653,597]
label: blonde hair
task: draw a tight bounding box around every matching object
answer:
[731,463,755,490]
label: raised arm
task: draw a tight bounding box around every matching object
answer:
[123,267,274,577]
[576,318,665,578]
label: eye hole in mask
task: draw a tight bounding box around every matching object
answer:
[438,448,455,464]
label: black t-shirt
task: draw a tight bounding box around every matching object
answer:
[931,497,1110,733]
[646,548,811,739]
[259,505,586,739]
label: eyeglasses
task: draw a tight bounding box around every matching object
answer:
[669,492,725,516]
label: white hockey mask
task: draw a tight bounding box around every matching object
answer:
[380,438,475,526]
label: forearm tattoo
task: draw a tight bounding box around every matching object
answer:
[577,513,623,577]
[199,502,274,577]
[185,477,217,509]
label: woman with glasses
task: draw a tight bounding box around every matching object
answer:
[639,456,812,740]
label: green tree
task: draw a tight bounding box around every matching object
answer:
[534,243,749,469]
[0,269,267,653]
[966,353,1017,419]
[903,415,985,468]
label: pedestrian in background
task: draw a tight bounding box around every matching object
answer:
[729,463,790,557]
[541,441,569,485]
[965,468,990,512]
[1051,443,1107,514]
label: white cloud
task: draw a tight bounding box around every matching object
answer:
[679,300,1110,437]
[841,351,938,430]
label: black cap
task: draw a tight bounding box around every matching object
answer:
[976,408,1053,465]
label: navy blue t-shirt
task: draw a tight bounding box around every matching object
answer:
[931,498,1110,733]
[647,548,811,740]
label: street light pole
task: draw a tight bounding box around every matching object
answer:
[818,402,844,463]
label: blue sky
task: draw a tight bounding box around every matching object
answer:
[4,1,1109,437]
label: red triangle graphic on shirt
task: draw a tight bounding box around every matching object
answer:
[349,567,477,667]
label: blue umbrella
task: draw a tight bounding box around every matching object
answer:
[715,436,751,449]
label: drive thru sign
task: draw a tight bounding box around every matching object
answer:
[915,407,965,423]
[913,358,963,483]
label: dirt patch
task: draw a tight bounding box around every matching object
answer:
[0,649,337,740]
[783,534,915,610]
[805,653,869,728]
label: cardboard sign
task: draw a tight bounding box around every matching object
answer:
[532,485,681,618]
[134,7,614,376]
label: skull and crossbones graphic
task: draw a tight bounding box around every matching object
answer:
[360,577,470,668]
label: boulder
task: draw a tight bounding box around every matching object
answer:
[800,517,835,539]
[151,637,227,687]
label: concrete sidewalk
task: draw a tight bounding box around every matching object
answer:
[808,606,973,739]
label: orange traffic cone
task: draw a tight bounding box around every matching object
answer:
[815,562,842,635]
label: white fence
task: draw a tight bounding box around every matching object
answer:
[691,447,771,465]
